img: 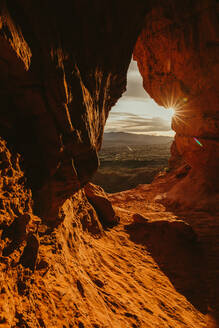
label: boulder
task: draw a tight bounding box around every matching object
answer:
[84,183,118,227]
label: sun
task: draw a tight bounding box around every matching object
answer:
[167,106,175,113]
[164,106,175,121]
[166,107,175,113]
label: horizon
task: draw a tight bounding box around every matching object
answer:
[103,131,173,137]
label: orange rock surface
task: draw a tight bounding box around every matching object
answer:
[134,1,219,209]
[0,140,209,327]
[0,1,218,327]
[84,182,118,227]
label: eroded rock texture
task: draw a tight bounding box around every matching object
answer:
[0,0,218,327]
[84,182,118,227]
[0,0,148,220]
[1,0,218,215]
[134,0,219,209]
[0,140,206,328]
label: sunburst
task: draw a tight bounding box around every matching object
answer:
[160,89,195,130]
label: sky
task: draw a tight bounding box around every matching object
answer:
[105,60,175,136]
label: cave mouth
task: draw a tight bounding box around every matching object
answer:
[92,59,175,193]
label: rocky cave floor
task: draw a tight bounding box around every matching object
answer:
[0,138,218,327]
[109,174,219,328]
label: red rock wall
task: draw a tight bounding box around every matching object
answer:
[134,0,219,208]
[0,1,148,220]
[0,139,206,328]
[2,1,217,215]
[0,1,218,326]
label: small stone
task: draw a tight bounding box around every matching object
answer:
[132,213,149,224]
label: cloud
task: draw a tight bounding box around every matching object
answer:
[105,60,174,136]
[105,112,172,134]
[109,112,139,118]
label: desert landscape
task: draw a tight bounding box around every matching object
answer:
[92,132,173,192]
[0,1,218,327]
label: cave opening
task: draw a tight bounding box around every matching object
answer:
[92,59,175,193]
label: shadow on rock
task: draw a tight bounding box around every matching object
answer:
[125,214,207,313]
[84,183,120,229]
[1,214,30,256]
[19,233,39,271]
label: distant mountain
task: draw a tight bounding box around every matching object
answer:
[102,132,173,146]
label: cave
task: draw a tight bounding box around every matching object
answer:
[0,1,218,327]
[92,58,175,193]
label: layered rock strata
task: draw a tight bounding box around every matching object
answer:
[0,0,218,327]
[0,0,148,220]
[0,140,206,327]
[134,0,219,209]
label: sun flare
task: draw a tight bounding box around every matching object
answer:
[160,92,192,129]
[166,107,175,117]
[166,107,175,113]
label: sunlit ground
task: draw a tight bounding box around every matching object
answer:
[105,60,175,137]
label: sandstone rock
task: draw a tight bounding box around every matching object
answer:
[132,213,149,224]
[0,0,218,218]
[160,169,219,211]
[19,233,39,271]
[0,168,207,327]
[84,183,118,227]
[0,1,148,220]
[0,0,218,326]
[134,1,219,209]
[128,217,197,243]
[126,217,206,311]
